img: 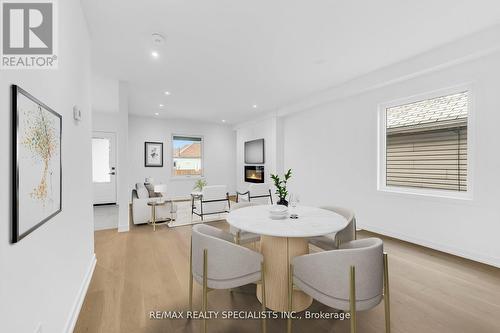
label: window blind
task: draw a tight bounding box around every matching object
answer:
[386,127,467,191]
[173,136,202,142]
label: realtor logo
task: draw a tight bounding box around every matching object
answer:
[1,0,58,69]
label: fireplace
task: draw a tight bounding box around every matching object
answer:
[245,165,264,183]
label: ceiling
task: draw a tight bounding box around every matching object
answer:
[82,0,500,124]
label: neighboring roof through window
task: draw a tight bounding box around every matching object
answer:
[386,91,468,134]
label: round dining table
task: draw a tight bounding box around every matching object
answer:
[227,205,348,312]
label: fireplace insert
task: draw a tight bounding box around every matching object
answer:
[245,165,264,183]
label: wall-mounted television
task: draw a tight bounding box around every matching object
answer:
[244,138,265,164]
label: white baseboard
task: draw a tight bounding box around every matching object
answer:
[94,225,118,231]
[118,224,130,232]
[360,224,500,268]
[64,254,97,333]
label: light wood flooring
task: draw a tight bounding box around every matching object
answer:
[74,222,500,333]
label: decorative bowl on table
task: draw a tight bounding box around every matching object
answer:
[269,205,288,220]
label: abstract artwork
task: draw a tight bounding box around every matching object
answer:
[13,85,62,242]
[145,141,163,167]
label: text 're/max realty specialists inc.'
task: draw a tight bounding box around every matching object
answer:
[149,310,351,320]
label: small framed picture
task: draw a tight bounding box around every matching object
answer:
[145,142,163,167]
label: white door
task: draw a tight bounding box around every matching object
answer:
[92,132,117,205]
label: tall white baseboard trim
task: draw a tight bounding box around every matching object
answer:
[118,224,130,232]
[64,254,97,333]
[361,224,500,268]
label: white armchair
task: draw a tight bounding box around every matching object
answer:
[131,182,176,225]
[191,185,230,221]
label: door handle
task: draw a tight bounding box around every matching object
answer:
[108,172,116,175]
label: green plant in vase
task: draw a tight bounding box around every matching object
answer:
[270,169,292,206]
[193,178,207,192]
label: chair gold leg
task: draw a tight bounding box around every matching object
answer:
[189,237,193,310]
[350,265,357,333]
[287,264,293,333]
[235,231,240,245]
[353,218,357,240]
[383,253,391,333]
[261,262,266,333]
[202,249,208,333]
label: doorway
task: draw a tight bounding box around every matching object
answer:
[92,131,117,205]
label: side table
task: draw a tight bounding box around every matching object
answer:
[147,200,172,231]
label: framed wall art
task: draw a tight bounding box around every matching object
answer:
[145,141,163,167]
[13,85,62,242]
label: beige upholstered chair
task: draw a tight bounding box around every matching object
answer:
[236,183,273,204]
[189,224,266,333]
[229,201,261,244]
[288,238,390,333]
[308,206,356,250]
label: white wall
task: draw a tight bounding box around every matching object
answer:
[282,51,500,267]
[92,112,121,135]
[128,115,236,197]
[117,82,130,231]
[0,0,95,332]
[235,116,283,192]
[92,87,130,232]
[91,74,119,113]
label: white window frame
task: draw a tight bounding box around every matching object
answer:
[171,134,204,179]
[377,83,475,200]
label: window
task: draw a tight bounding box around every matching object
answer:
[172,135,203,177]
[92,138,111,183]
[379,88,471,196]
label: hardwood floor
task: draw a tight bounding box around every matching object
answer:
[75,222,500,333]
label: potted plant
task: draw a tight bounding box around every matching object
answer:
[193,178,207,192]
[270,169,292,206]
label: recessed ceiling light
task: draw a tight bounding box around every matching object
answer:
[151,51,159,58]
[252,104,258,109]
[164,91,171,95]
[159,104,164,107]
[154,112,159,116]
[221,119,226,123]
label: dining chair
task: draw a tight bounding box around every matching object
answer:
[308,206,356,250]
[236,183,273,204]
[191,185,230,221]
[189,224,267,333]
[288,238,390,333]
[229,201,261,245]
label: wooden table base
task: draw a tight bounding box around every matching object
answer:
[256,235,312,312]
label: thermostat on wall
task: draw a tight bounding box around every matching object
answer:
[73,106,82,121]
